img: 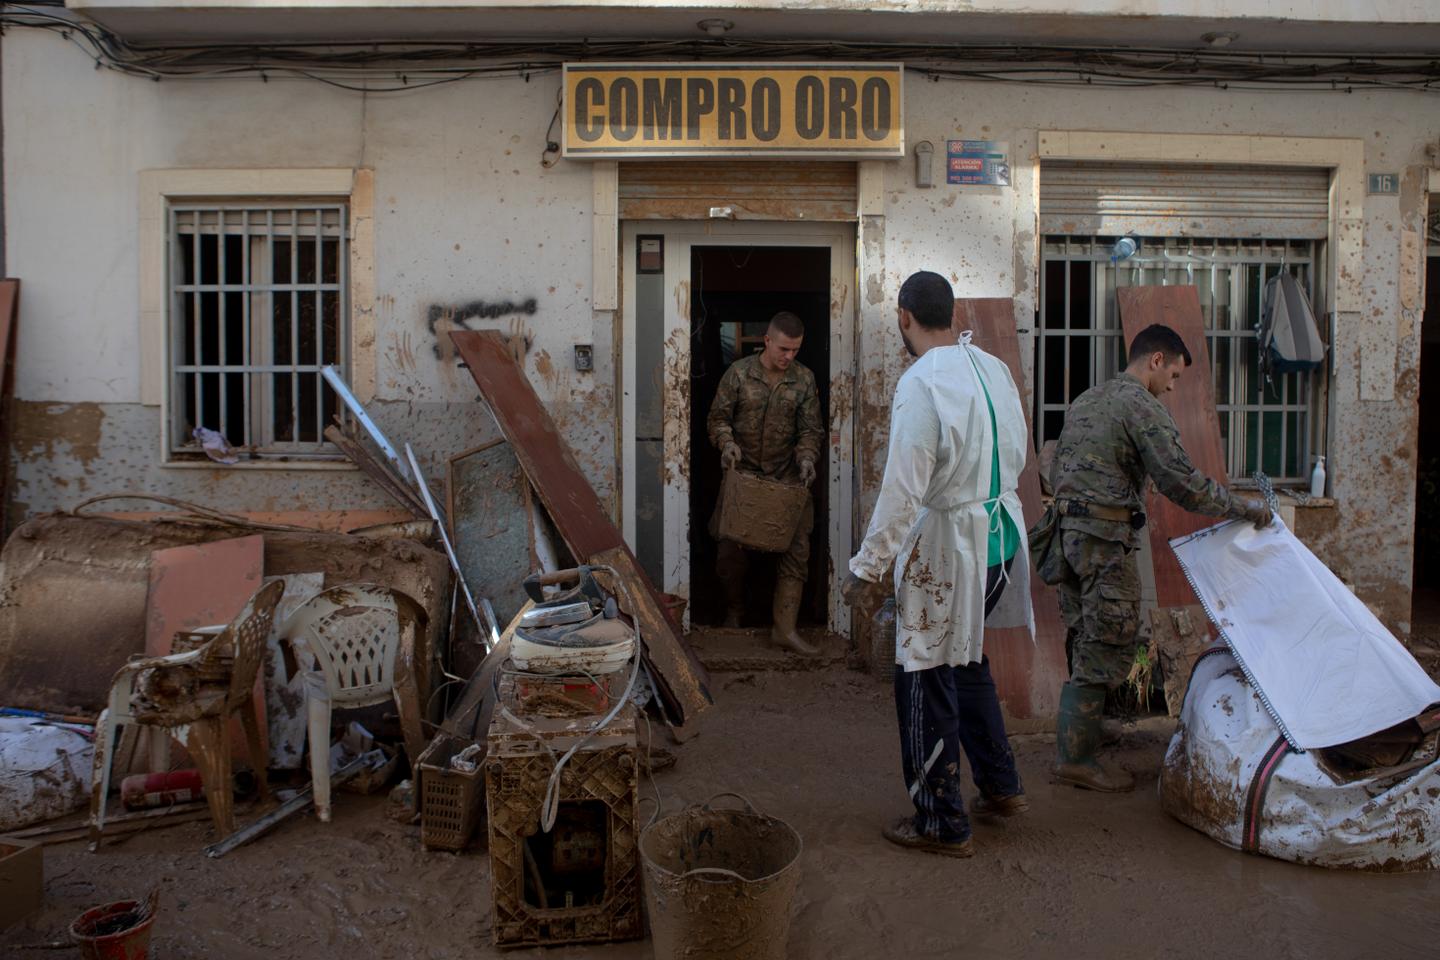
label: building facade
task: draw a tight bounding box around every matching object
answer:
[4,1,1438,635]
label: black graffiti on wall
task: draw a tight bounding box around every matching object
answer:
[427,298,539,357]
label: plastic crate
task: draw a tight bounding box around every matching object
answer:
[418,734,485,851]
[485,680,641,948]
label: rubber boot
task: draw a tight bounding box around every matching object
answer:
[716,541,747,628]
[769,578,821,657]
[1052,682,1135,793]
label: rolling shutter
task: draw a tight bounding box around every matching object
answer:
[619,161,857,221]
[1040,161,1331,239]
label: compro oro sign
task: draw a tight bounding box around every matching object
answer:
[563,63,904,159]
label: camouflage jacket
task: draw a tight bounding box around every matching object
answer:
[706,354,823,483]
[1049,372,1239,543]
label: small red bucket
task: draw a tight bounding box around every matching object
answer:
[70,898,156,960]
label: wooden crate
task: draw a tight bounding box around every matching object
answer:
[485,680,640,948]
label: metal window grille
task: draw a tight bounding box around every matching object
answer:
[169,204,349,459]
[1036,236,1325,486]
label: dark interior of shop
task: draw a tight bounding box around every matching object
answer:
[686,245,831,628]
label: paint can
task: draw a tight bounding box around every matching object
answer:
[640,793,802,960]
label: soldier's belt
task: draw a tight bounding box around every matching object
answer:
[1056,499,1147,530]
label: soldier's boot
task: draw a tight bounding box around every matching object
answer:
[721,574,745,629]
[715,541,747,628]
[769,577,821,657]
[1052,682,1135,793]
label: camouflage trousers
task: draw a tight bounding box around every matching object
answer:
[1053,527,1142,689]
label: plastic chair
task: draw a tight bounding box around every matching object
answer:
[89,580,286,849]
[282,584,427,822]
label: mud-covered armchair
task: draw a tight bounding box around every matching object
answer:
[88,580,286,848]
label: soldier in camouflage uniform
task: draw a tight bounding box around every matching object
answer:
[707,311,824,655]
[1040,323,1272,792]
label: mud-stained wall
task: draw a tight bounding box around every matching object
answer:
[3,31,614,526]
[865,84,1432,631]
[3,28,1432,629]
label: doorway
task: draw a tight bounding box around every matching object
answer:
[620,221,856,634]
[1413,238,1440,635]
[687,246,831,628]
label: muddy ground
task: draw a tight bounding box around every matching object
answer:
[5,664,1438,960]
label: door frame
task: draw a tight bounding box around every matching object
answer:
[620,220,857,633]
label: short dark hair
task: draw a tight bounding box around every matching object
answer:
[768,311,804,338]
[1127,324,1192,367]
[897,271,955,331]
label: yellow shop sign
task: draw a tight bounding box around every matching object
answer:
[562,63,904,158]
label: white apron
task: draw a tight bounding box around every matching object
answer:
[850,338,1034,671]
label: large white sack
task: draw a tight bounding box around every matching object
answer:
[1161,648,1439,872]
[1170,518,1440,749]
[0,716,93,831]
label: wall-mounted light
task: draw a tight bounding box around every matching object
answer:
[914,141,935,189]
[697,18,734,37]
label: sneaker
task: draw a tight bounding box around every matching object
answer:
[971,792,1030,818]
[880,817,974,858]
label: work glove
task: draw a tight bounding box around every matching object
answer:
[798,459,817,486]
[1237,497,1274,530]
[841,572,886,617]
[720,442,742,470]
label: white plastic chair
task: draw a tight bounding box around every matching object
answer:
[282,584,427,822]
[89,580,286,848]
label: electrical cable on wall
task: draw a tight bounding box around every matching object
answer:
[3,4,1440,94]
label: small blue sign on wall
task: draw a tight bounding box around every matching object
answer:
[947,140,1011,186]
[1367,172,1400,195]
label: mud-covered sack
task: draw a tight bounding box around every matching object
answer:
[1160,648,1440,872]
[1027,505,1064,585]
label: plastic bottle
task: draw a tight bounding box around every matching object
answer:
[1310,455,1326,498]
[870,599,897,680]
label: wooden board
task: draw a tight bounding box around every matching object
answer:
[0,280,18,539]
[1149,605,1217,717]
[1117,286,1229,608]
[145,535,266,760]
[956,298,1068,720]
[449,330,713,724]
[448,439,534,633]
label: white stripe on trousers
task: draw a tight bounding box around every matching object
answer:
[906,671,944,838]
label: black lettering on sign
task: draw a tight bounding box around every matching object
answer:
[642,78,683,140]
[752,78,781,141]
[795,75,824,139]
[609,78,639,141]
[829,77,857,140]
[574,78,604,142]
[717,78,747,140]
[686,78,715,140]
[861,77,890,141]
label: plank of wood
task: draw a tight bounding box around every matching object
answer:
[589,546,713,725]
[0,280,18,540]
[956,298,1068,720]
[324,424,427,517]
[449,330,712,724]
[145,536,267,762]
[1149,605,1217,717]
[1117,286,1229,609]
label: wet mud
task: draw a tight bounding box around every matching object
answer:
[5,667,1438,959]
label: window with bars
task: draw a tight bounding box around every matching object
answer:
[1036,236,1326,487]
[169,204,348,460]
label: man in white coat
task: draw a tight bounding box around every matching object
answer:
[842,270,1035,858]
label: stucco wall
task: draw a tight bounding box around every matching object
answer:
[4,28,1432,626]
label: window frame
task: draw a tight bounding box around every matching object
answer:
[1036,236,1327,487]
[139,168,372,469]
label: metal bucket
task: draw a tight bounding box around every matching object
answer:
[640,794,802,960]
